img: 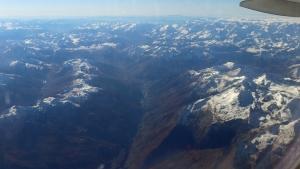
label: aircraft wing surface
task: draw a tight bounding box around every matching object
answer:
[240,0,300,16]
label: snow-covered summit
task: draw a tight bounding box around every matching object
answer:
[177,62,300,167]
[181,62,300,126]
[0,58,103,141]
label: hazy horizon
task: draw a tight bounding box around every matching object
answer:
[0,0,273,17]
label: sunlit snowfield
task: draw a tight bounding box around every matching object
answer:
[0,17,300,169]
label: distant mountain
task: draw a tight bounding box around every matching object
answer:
[1,18,300,168]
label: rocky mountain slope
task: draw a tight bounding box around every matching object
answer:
[128,62,300,168]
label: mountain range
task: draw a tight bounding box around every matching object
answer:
[1,17,300,169]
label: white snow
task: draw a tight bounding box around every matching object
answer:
[60,59,101,103]
[69,35,80,45]
[9,61,18,67]
[179,62,300,126]
[24,39,33,44]
[125,23,136,31]
[0,106,17,118]
[102,43,117,47]
[139,45,150,49]
[251,131,277,152]
[223,62,235,69]
[160,25,169,32]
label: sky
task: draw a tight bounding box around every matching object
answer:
[0,0,269,17]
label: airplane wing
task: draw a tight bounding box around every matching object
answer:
[240,0,300,16]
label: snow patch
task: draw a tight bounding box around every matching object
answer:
[103,43,117,47]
